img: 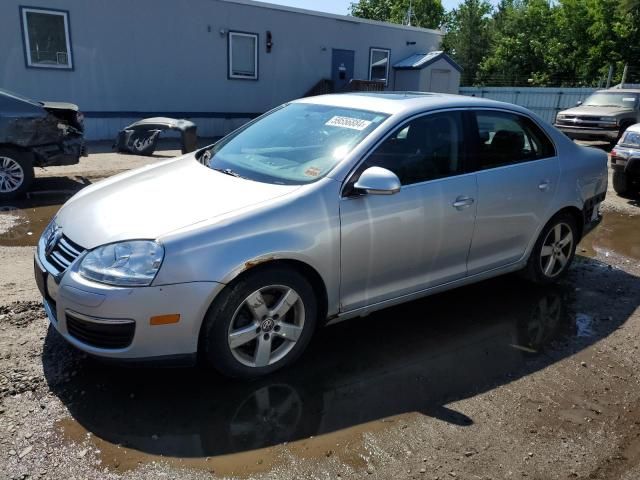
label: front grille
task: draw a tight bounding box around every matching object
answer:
[45,235,84,274]
[66,312,135,349]
[556,116,601,125]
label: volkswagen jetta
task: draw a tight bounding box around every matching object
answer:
[34,93,607,378]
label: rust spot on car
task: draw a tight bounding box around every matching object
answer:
[244,256,276,270]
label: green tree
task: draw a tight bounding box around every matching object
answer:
[349,0,394,22]
[442,0,493,85]
[477,0,559,86]
[350,0,445,29]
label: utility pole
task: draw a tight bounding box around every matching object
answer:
[404,0,415,26]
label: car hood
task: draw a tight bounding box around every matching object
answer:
[559,106,632,117]
[55,156,300,249]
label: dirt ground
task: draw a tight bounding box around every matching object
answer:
[0,141,639,480]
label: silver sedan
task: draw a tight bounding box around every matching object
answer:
[35,93,608,377]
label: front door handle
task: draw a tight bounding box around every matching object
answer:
[538,180,551,191]
[453,196,474,209]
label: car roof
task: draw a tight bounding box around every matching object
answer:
[293,92,530,117]
[625,123,640,133]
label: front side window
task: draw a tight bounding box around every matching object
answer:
[228,32,258,80]
[359,111,465,186]
[472,111,555,170]
[21,7,73,69]
[205,103,388,184]
[369,48,390,85]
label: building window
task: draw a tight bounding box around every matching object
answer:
[369,48,390,85]
[228,31,258,80]
[20,7,73,69]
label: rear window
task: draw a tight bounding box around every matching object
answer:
[621,130,640,147]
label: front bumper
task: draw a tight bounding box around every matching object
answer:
[32,135,87,167]
[34,249,224,360]
[555,125,619,141]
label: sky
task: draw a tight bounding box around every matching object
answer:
[255,0,487,15]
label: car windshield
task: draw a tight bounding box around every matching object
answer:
[620,130,640,147]
[204,103,388,185]
[583,92,639,108]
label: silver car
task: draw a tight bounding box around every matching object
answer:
[34,93,608,378]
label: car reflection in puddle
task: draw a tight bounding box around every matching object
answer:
[43,268,627,476]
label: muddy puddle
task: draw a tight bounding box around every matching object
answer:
[579,211,640,262]
[0,194,70,247]
[47,274,620,477]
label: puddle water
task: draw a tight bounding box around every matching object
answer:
[579,211,640,262]
[0,194,69,247]
[47,277,602,476]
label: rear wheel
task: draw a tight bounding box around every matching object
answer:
[612,171,631,196]
[201,266,317,378]
[0,148,34,200]
[523,212,578,285]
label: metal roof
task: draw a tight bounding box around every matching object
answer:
[393,51,462,72]
[220,0,443,35]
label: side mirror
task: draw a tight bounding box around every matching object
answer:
[576,100,583,106]
[354,167,401,195]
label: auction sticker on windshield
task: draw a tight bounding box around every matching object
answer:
[325,116,372,130]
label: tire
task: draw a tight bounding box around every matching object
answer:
[522,212,578,285]
[612,170,630,196]
[0,148,34,200]
[201,266,318,379]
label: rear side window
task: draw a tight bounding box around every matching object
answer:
[472,111,555,170]
[360,111,465,186]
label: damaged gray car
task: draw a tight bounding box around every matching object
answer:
[0,88,86,199]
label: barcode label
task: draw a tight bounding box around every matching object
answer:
[325,116,372,131]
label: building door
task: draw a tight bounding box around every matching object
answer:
[430,69,451,93]
[332,49,354,92]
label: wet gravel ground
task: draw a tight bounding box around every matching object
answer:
[0,143,639,479]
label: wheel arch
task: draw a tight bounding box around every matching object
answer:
[196,258,330,357]
[553,205,584,241]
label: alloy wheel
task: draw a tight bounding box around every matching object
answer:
[227,285,305,368]
[0,156,25,193]
[539,222,573,278]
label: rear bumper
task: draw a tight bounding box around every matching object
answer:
[611,156,640,175]
[582,191,606,237]
[555,126,619,141]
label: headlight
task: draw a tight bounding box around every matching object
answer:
[78,240,164,287]
[598,117,617,124]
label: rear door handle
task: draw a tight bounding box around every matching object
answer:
[538,180,551,191]
[453,196,474,209]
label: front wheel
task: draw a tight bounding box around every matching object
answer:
[522,212,578,285]
[0,148,34,200]
[201,266,317,378]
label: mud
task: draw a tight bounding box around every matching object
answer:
[580,211,640,261]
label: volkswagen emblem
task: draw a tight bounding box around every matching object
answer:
[260,318,275,332]
[45,227,62,257]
